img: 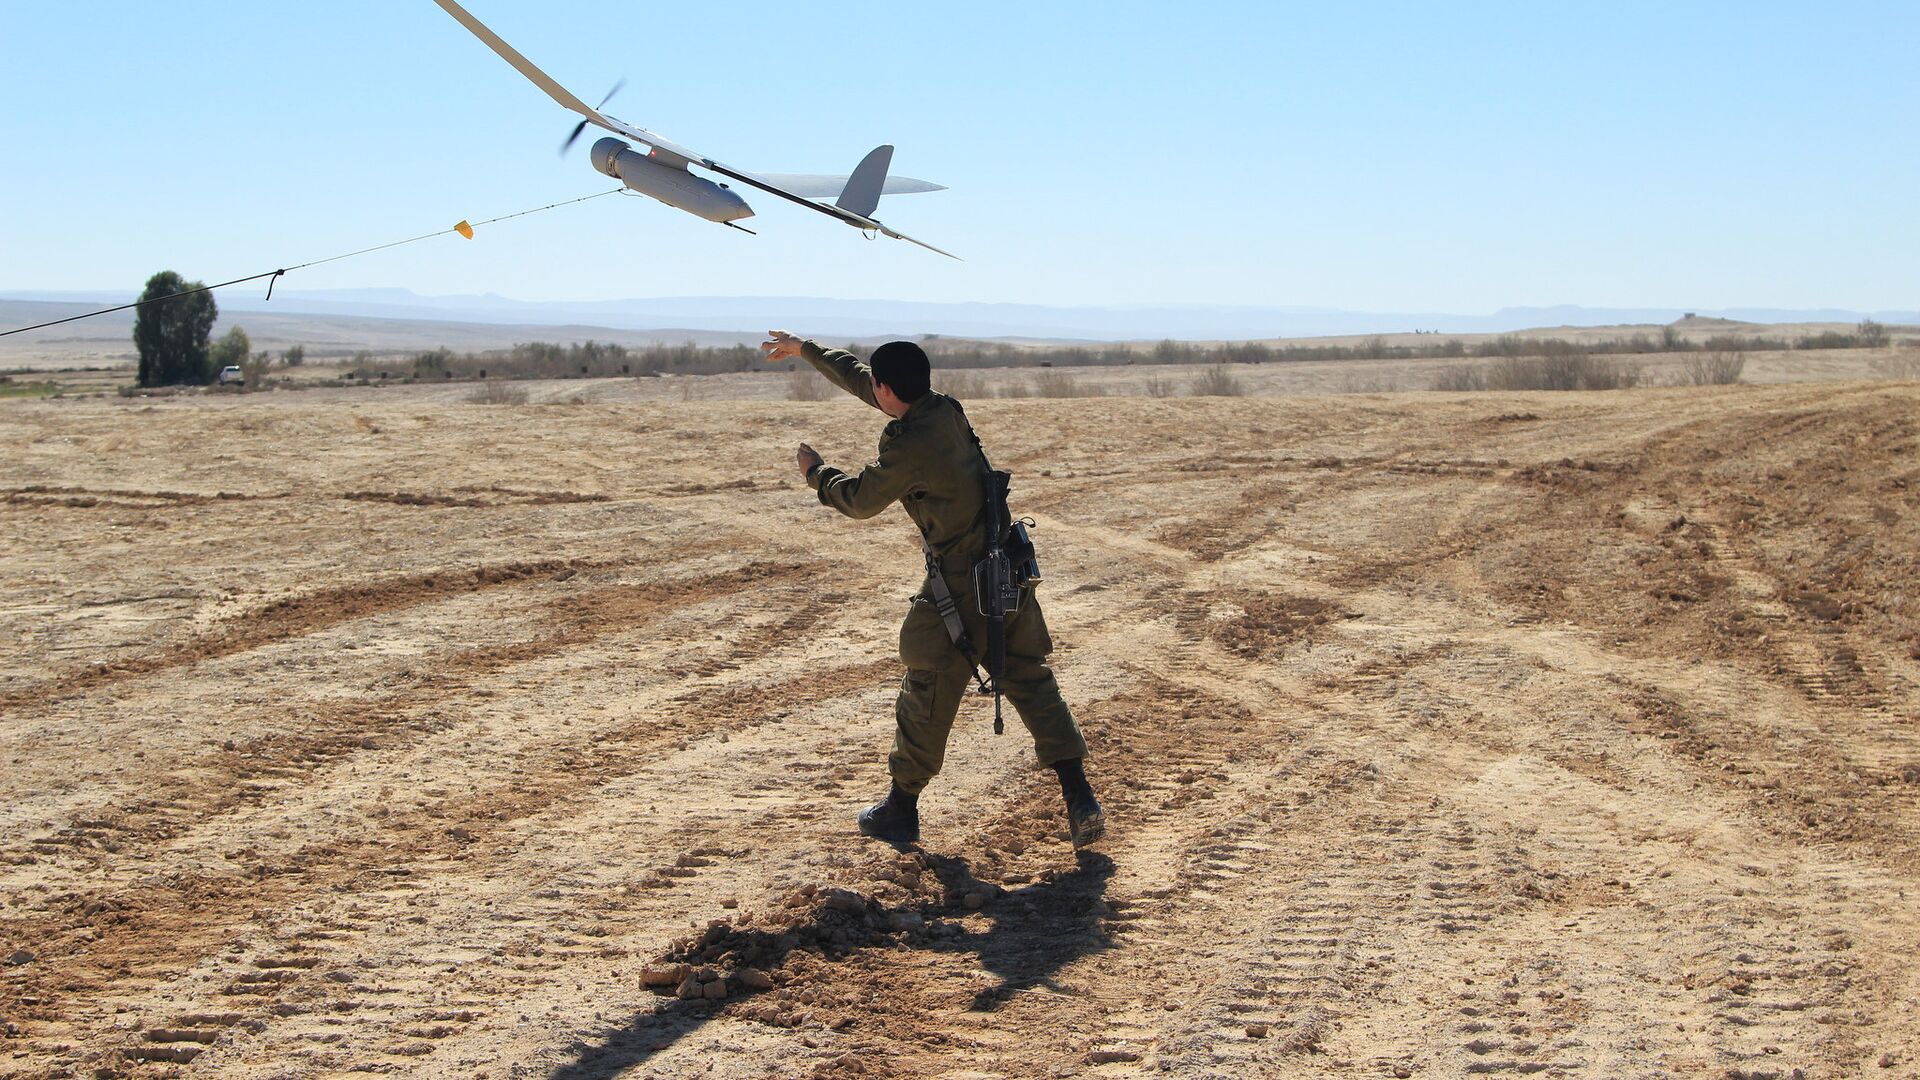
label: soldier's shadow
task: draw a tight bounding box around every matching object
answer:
[548,849,1114,1080]
[922,848,1116,1010]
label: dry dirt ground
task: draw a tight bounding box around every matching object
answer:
[2,380,1917,1079]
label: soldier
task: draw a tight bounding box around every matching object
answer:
[762,331,1104,848]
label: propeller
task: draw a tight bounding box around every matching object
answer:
[561,79,626,155]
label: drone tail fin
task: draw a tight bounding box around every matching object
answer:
[834,145,894,219]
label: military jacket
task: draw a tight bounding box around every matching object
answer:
[802,341,991,563]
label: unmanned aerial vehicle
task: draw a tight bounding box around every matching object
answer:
[432,0,955,257]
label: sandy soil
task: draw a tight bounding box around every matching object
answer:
[1,380,1917,1079]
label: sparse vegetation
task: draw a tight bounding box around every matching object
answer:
[1486,355,1642,391]
[1702,333,1790,352]
[0,379,61,399]
[1337,371,1403,394]
[238,350,273,389]
[1143,376,1179,398]
[786,367,831,401]
[1429,366,1487,392]
[1188,365,1246,396]
[310,320,1902,391]
[1031,370,1101,398]
[466,381,529,405]
[937,370,990,399]
[1433,355,1641,392]
[1681,351,1746,386]
[1797,320,1891,350]
[1870,351,1920,380]
[413,347,453,377]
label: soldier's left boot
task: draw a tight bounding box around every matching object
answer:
[857,785,920,845]
[1053,758,1105,848]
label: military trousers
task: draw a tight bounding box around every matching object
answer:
[890,568,1089,794]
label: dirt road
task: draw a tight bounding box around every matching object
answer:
[2,381,1916,1078]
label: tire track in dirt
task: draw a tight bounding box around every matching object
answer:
[579,620,1409,1080]
[0,484,282,508]
[0,563,823,973]
[361,642,1308,1080]
[70,645,901,1075]
[8,386,1920,1078]
[3,646,899,1076]
[0,557,616,712]
[2,561,817,868]
[341,487,612,508]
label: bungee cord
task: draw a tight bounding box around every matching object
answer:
[0,187,623,338]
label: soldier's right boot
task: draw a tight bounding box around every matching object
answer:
[857,785,920,845]
[1053,758,1105,848]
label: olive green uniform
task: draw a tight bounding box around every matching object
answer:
[801,341,1088,794]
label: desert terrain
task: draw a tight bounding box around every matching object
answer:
[2,374,1917,1078]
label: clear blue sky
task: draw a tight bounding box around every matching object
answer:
[2,1,1914,312]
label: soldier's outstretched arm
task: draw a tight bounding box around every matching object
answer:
[761,329,880,410]
[809,431,922,520]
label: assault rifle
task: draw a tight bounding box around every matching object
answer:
[975,469,1018,734]
[973,470,1043,735]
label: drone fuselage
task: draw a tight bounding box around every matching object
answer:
[590,138,752,224]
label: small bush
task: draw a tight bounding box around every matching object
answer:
[1188,366,1245,397]
[787,367,831,401]
[238,350,273,389]
[1430,365,1486,392]
[1796,321,1888,350]
[1702,333,1788,352]
[1681,351,1745,386]
[467,381,528,405]
[1797,331,1860,350]
[1031,370,1101,398]
[938,370,991,399]
[1485,355,1641,391]
[1143,376,1179,398]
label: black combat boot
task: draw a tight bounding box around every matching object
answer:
[857,785,920,845]
[1053,758,1105,848]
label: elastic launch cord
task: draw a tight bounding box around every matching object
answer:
[0,187,623,338]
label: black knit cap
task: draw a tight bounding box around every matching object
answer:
[869,340,931,403]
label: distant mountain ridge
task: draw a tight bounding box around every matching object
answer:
[5,288,1915,343]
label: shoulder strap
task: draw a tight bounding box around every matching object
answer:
[946,396,996,472]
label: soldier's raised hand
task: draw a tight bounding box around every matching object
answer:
[762,330,804,363]
[796,442,824,478]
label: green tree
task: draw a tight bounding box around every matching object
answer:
[282,344,305,367]
[133,271,218,386]
[209,326,252,375]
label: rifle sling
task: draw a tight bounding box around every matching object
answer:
[920,534,992,697]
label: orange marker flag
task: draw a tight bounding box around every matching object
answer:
[454,220,474,240]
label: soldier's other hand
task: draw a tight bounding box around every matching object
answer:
[762,330,804,363]
[797,442,824,477]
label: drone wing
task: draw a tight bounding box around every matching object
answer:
[749,175,948,199]
[431,0,605,126]
[431,0,956,256]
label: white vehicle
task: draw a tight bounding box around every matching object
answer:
[217,365,244,385]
